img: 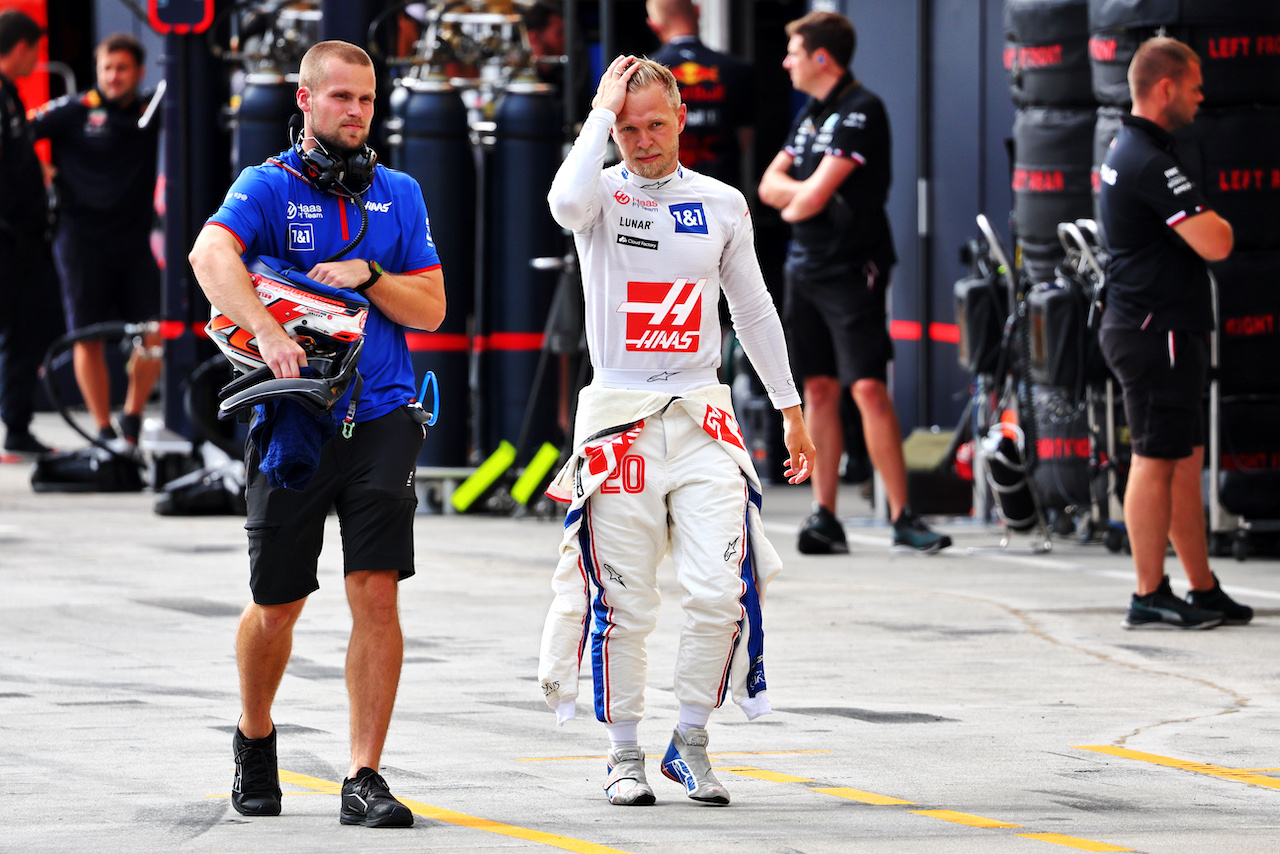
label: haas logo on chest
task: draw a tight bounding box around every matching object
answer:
[617,278,705,352]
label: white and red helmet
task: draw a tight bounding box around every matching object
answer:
[206,257,369,417]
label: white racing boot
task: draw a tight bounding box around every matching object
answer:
[603,745,656,805]
[661,727,730,805]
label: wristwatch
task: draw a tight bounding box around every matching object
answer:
[355,260,383,294]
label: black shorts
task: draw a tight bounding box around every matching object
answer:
[1099,326,1207,459]
[244,406,424,605]
[52,219,161,330]
[783,266,893,386]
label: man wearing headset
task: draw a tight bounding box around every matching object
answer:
[189,40,445,828]
[759,10,950,556]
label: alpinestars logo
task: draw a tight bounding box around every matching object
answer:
[618,278,705,352]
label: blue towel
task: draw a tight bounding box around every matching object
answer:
[249,396,339,491]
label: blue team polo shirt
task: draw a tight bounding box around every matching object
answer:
[206,147,441,423]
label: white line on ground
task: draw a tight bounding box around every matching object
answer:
[761,521,1280,601]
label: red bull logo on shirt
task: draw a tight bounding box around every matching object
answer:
[618,278,705,352]
[671,62,720,87]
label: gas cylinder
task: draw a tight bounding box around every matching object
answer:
[482,80,562,460]
[387,77,476,467]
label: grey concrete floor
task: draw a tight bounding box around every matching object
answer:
[3,412,1280,853]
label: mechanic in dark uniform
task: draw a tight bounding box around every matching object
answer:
[759,9,949,556]
[1098,36,1251,630]
[31,33,161,446]
[647,0,753,190]
[0,10,61,455]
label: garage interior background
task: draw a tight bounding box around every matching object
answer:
[21,1,1277,481]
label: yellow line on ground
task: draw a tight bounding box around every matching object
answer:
[717,766,816,783]
[514,750,832,762]
[911,809,1022,828]
[278,770,634,854]
[1017,832,1133,851]
[810,787,916,806]
[205,792,327,799]
[1076,746,1280,790]
[279,770,341,793]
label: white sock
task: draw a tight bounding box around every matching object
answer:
[676,702,712,736]
[604,721,639,748]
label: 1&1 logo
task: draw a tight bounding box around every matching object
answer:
[669,202,708,234]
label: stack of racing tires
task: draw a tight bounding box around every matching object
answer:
[1005,0,1099,534]
[1007,0,1096,285]
[1089,0,1280,557]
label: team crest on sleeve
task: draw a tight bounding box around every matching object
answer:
[617,279,705,352]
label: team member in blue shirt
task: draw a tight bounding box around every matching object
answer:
[189,40,445,828]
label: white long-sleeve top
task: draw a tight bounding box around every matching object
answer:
[548,108,801,410]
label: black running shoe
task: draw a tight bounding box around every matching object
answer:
[1124,576,1223,630]
[118,413,142,445]
[340,767,414,827]
[892,508,952,554]
[797,505,848,554]
[3,431,51,455]
[1186,573,1253,625]
[232,727,282,816]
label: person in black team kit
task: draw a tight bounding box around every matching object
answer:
[647,0,753,190]
[759,10,949,555]
[32,33,162,446]
[0,10,61,456]
[1097,36,1251,630]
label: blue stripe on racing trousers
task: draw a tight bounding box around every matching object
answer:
[580,505,611,722]
[741,540,766,697]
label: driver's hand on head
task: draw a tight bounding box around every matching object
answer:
[593,54,640,114]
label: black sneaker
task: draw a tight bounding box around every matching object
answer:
[3,431,51,455]
[232,727,282,816]
[891,508,952,554]
[1124,576,1223,630]
[97,425,119,444]
[797,505,848,554]
[118,413,142,445]
[340,767,413,827]
[1186,573,1253,625]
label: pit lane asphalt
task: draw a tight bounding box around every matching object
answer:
[3,413,1279,853]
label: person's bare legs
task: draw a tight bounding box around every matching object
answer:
[851,378,908,521]
[1165,446,1216,591]
[237,598,308,737]
[1123,453,1176,596]
[122,331,162,424]
[344,569,403,777]
[72,340,112,433]
[803,375,843,513]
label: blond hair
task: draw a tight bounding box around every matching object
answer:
[1128,36,1199,102]
[626,57,681,110]
[299,40,373,91]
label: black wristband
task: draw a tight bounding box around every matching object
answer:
[355,260,383,294]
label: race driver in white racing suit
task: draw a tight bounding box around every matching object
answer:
[538,55,815,807]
